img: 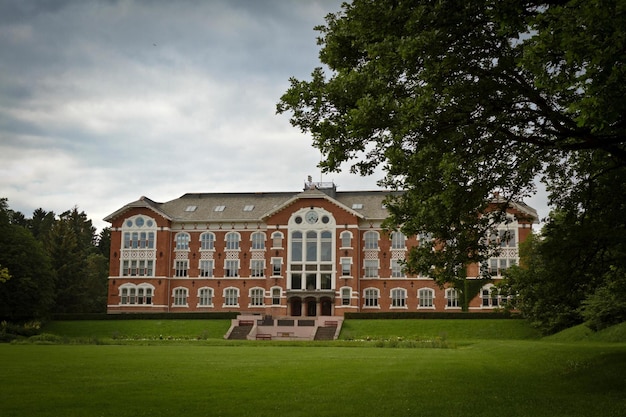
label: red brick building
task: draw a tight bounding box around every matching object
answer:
[104,182,537,316]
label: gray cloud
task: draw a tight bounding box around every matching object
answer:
[0,0,550,232]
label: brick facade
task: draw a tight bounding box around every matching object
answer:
[104,184,537,316]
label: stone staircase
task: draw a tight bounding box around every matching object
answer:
[314,325,338,341]
[227,325,253,340]
[225,315,343,341]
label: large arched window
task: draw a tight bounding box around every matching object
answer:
[200,233,215,250]
[175,233,190,250]
[225,232,240,250]
[288,209,336,291]
[364,231,379,249]
[197,287,214,307]
[251,232,265,250]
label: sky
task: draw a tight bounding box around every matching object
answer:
[0,0,549,232]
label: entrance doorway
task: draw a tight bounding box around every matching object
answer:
[290,298,302,316]
[321,298,332,316]
[306,299,317,316]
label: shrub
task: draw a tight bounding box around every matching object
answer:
[582,267,626,331]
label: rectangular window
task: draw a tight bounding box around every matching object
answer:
[272,258,282,276]
[225,260,239,277]
[306,273,316,290]
[364,260,378,278]
[391,260,404,278]
[291,273,302,289]
[341,288,351,305]
[321,273,332,290]
[251,260,264,277]
[175,260,188,277]
[272,288,281,305]
[341,258,351,276]
[200,260,213,277]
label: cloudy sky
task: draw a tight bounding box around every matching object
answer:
[0,0,549,232]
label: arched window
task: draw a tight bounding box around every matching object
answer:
[198,287,213,307]
[340,231,352,248]
[249,288,264,306]
[391,288,407,308]
[418,288,434,308]
[391,232,406,249]
[364,288,379,307]
[251,232,265,250]
[225,232,240,250]
[175,233,190,250]
[271,232,283,248]
[364,231,379,249]
[173,287,188,306]
[119,283,154,305]
[291,231,303,262]
[446,288,460,308]
[224,287,239,307]
[200,233,215,250]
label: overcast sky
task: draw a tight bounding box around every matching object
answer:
[0,0,549,232]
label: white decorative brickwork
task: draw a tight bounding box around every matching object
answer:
[121,250,156,260]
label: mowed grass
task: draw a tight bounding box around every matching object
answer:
[1,320,625,417]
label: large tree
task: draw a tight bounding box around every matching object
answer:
[277,0,625,289]
[0,199,55,320]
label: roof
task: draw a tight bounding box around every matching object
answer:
[104,189,538,224]
[104,189,397,223]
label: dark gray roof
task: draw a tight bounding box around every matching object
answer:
[104,189,397,223]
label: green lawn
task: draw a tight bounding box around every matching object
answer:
[1,320,625,417]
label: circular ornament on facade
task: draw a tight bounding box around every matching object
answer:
[321,215,330,224]
[126,220,133,227]
[295,216,303,224]
[305,210,319,224]
[146,220,154,227]
[135,217,144,227]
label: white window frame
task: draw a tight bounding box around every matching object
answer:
[391,288,407,308]
[249,287,265,307]
[197,287,214,307]
[172,287,188,307]
[363,288,380,308]
[418,288,435,309]
[223,287,239,307]
[364,231,379,250]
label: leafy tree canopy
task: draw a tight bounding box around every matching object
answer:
[278,0,626,284]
